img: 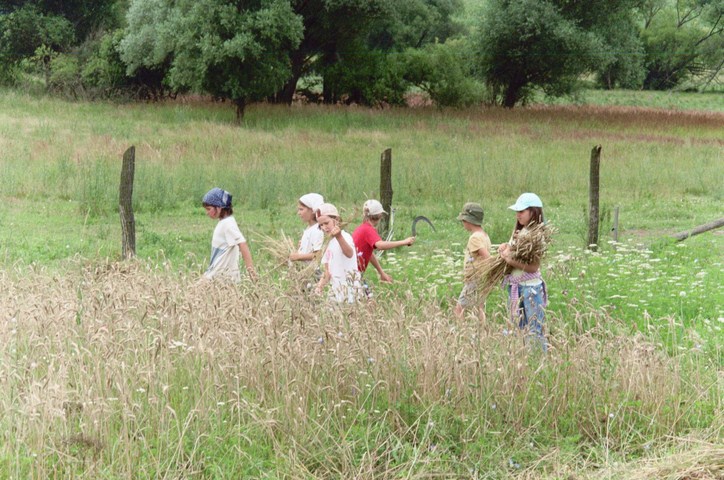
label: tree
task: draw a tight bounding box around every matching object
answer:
[403,39,483,107]
[268,0,386,104]
[0,5,75,84]
[0,0,120,42]
[640,0,723,89]
[473,0,608,107]
[0,5,74,62]
[594,11,647,89]
[121,0,303,121]
[270,0,465,105]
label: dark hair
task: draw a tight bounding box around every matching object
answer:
[514,206,544,232]
[203,203,233,218]
[366,213,383,222]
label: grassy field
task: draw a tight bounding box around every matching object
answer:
[1,88,722,478]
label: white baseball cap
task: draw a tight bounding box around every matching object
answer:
[508,193,543,211]
[316,203,339,218]
[363,199,387,216]
[299,193,324,211]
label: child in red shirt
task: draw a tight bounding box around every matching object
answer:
[352,199,415,285]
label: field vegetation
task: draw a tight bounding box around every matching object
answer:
[0,88,722,478]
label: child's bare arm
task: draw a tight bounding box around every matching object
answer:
[369,254,392,283]
[499,247,539,272]
[315,264,331,294]
[375,236,415,250]
[290,251,316,261]
[333,229,354,258]
[239,242,258,280]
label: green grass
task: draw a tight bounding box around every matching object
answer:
[1,87,722,478]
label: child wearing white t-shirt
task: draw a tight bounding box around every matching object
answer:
[202,187,257,283]
[289,193,325,262]
[313,203,361,304]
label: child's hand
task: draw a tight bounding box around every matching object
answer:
[498,243,510,257]
[380,272,393,283]
[314,285,323,295]
[247,267,259,282]
[404,236,416,246]
[330,225,342,237]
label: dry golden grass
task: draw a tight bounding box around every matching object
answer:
[0,260,719,478]
[476,223,555,297]
[592,435,724,480]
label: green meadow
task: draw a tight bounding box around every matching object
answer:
[0,88,722,478]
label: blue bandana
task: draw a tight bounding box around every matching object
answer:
[203,188,232,208]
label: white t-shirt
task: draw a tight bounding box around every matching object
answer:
[321,230,361,303]
[299,224,324,255]
[204,216,246,283]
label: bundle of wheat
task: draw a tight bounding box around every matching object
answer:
[475,223,554,297]
[257,231,323,289]
[257,232,296,267]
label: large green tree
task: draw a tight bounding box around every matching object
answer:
[473,0,601,107]
[640,0,723,89]
[271,0,464,105]
[268,0,386,104]
[473,0,643,107]
[121,0,303,120]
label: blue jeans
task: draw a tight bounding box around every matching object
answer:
[510,283,548,352]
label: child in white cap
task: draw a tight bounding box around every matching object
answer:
[314,203,361,303]
[202,187,257,283]
[352,199,415,288]
[454,202,491,320]
[498,193,548,351]
[289,193,325,263]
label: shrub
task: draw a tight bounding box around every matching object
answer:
[403,39,484,108]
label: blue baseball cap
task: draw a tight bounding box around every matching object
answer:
[203,188,232,208]
[508,193,543,211]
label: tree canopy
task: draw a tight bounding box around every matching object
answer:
[1,0,721,109]
[121,0,303,120]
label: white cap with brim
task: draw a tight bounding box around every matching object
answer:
[509,193,543,211]
[316,203,339,218]
[363,199,387,216]
[299,193,324,211]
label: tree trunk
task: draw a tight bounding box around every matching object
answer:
[274,51,305,104]
[502,82,522,108]
[235,98,246,124]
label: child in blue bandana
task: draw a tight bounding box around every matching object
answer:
[202,187,257,283]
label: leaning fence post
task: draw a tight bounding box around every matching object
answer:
[379,148,393,237]
[119,146,136,259]
[588,145,602,251]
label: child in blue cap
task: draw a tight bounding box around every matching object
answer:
[202,187,257,283]
[498,193,548,351]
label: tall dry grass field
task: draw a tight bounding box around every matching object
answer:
[1,261,720,478]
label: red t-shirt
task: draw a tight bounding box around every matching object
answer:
[352,222,381,273]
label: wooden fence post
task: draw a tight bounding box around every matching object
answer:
[119,146,136,259]
[379,148,393,237]
[612,206,620,249]
[588,145,602,251]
